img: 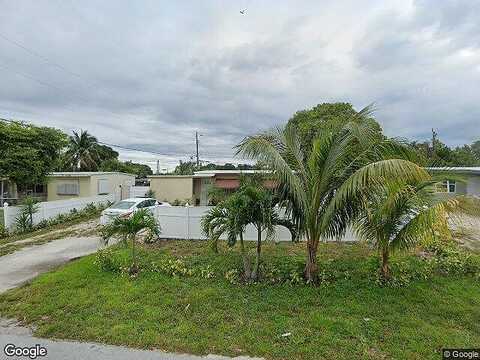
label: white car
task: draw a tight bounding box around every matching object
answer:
[100,198,171,225]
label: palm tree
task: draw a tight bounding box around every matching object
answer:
[102,209,160,274]
[201,178,278,281]
[202,193,252,278]
[65,130,100,171]
[236,106,425,282]
[333,171,480,279]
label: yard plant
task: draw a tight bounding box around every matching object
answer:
[101,209,161,274]
[236,106,424,282]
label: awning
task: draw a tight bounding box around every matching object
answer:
[215,179,240,189]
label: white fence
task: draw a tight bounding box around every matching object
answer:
[155,206,357,242]
[157,206,290,242]
[3,194,114,230]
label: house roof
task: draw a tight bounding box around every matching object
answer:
[192,169,270,178]
[427,167,480,175]
[48,172,135,177]
[148,175,193,179]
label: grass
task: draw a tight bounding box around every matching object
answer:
[0,241,479,360]
[0,208,3,226]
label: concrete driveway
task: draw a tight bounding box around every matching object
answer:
[0,236,104,293]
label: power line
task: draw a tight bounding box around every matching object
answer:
[0,32,99,91]
[0,117,225,161]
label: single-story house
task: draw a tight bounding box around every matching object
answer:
[428,167,480,196]
[149,170,271,205]
[0,178,47,206]
[47,172,135,202]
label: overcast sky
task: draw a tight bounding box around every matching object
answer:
[1,0,479,170]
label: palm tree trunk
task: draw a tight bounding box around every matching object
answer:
[251,225,262,281]
[304,229,319,283]
[380,247,390,280]
[131,234,138,274]
[239,233,251,279]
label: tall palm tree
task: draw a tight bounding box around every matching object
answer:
[102,209,160,274]
[236,106,425,282]
[333,171,480,279]
[65,130,100,171]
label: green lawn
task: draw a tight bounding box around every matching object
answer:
[0,241,479,360]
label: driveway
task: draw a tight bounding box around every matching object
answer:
[0,236,105,293]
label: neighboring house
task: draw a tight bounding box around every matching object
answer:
[149,170,271,205]
[0,178,47,206]
[47,172,135,202]
[428,167,480,197]
[148,175,194,204]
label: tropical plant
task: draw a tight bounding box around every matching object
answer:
[236,105,423,282]
[338,172,480,279]
[15,196,40,232]
[201,179,279,281]
[145,189,156,199]
[101,209,161,274]
[64,130,100,171]
[202,192,251,277]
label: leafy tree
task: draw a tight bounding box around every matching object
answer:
[0,121,67,186]
[100,159,153,178]
[335,170,480,279]
[286,102,383,154]
[237,105,421,282]
[102,209,160,274]
[95,144,119,162]
[64,130,100,171]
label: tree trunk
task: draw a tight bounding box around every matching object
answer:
[304,237,319,283]
[130,234,138,274]
[251,225,262,281]
[380,247,390,280]
[239,233,251,279]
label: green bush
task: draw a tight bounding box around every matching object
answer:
[0,224,8,239]
[94,248,122,272]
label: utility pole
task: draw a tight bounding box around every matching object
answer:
[431,128,437,157]
[195,131,200,168]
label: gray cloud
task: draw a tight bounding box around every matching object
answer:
[0,0,479,170]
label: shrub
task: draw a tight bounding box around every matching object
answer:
[0,224,8,239]
[94,248,121,272]
[145,189,156,198]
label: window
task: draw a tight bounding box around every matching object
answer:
[97,179,110,195]
[57,182,79,195]
[435,180,456,193]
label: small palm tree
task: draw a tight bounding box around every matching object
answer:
[202,193,252,278]
[202,179,279,281]
[65,130,99,171]
[102,209,160,274]
[236,106,423,282]
[331,167,480,279]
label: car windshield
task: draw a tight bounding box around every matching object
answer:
[110,201,136,210]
